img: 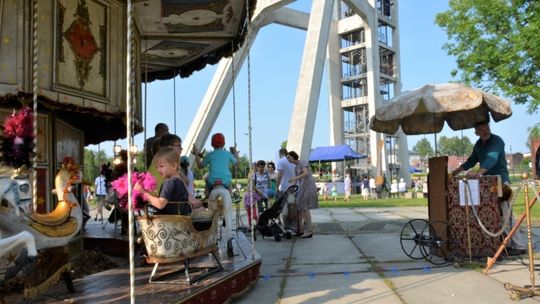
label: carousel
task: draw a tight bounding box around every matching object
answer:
[0,0,261,303]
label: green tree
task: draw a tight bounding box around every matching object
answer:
[436,0,540,112]
[412,138,434,158]
[438,135,473,156]
[83,149,111,184]
[526,123,540,149]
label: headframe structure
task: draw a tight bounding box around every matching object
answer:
[183,0,410,183]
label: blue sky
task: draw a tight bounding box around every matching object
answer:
[89,1,535,160]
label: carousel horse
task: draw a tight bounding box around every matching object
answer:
[207,183,234,257]
[0,175,33,217]
[0,231,38,280]
[137,196,224,284]
[0,163,83,250]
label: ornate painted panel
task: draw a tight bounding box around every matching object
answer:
[54,0,108,98]
[55,119,83,165]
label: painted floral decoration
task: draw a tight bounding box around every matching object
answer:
[1,106,35,168]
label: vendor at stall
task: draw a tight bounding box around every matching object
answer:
[452,119,526,254]
[451,120,509,183]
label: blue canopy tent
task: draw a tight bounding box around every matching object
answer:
[308,145,366,162]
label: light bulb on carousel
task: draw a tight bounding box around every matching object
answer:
[112,143,138,166]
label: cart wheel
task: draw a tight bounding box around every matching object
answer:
[284,232,292,239]
[400,219,429,260]
[274,234,282,242]
[420,221,452,265]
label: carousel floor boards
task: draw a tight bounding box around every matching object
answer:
[4,225,261,304]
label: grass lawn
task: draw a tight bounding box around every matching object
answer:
[318,195,427,208]
[196,178,540,222]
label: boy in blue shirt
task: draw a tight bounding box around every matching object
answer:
[193,133,239,194]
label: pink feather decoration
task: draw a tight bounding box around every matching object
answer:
[112,172,156,211]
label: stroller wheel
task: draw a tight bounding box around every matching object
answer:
[284,232,292,239]
[274,234,282,242]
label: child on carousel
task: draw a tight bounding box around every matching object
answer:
[192,133,239,196]
[135,147,202,215]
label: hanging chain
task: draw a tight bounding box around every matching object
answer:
[173,70,177,134]
[31,0,39,210]
[143,40,148,167]
[243,0,256,260]
[231,41,238,184]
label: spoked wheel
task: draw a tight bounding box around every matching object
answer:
[400,219,429,260]
[419,221,452,265]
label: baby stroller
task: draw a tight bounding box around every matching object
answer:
[254,185,298,242]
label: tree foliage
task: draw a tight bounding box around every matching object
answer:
[438,135,473,156]
[436,0,540,112]
[83,149,111,184]
[412,138,434,158]
[526,123,540,149]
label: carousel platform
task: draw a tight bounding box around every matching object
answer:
[3,207,261,304]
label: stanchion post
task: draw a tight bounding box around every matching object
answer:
[485,177,539,273]
[523,173,535,290]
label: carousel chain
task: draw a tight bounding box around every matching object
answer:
[32,0,39,209]
[143,40,148,166]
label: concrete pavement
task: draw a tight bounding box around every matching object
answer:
[233,207,540,304]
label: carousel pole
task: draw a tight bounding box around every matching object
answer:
[244,0,255,260]
[31,0,39,210]
[125,0,136,302]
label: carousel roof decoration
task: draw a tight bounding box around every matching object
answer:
[135,0,256,81]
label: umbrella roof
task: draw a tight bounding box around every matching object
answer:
[308,145,366,163]
[369,83,513,135]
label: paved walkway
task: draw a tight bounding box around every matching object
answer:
[232,207,540,304]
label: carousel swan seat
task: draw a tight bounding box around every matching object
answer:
[137,198,223,284]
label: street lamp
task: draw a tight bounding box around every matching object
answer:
[509,145,514,177]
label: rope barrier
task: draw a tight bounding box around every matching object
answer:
[463,179,518,238]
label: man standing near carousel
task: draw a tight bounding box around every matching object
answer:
[452,119,526,254]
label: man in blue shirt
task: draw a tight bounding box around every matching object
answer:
[452,120,509,183]
[452,120,525,253]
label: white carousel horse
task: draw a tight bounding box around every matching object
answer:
[207,184,234,257]
[0,231,38,280]
[0,176,33,216]
[0,230,37,259]
[0,164,82,250]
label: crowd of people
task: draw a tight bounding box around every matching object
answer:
[86,121,436,241]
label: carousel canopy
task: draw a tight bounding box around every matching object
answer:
[135,0,256,81]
